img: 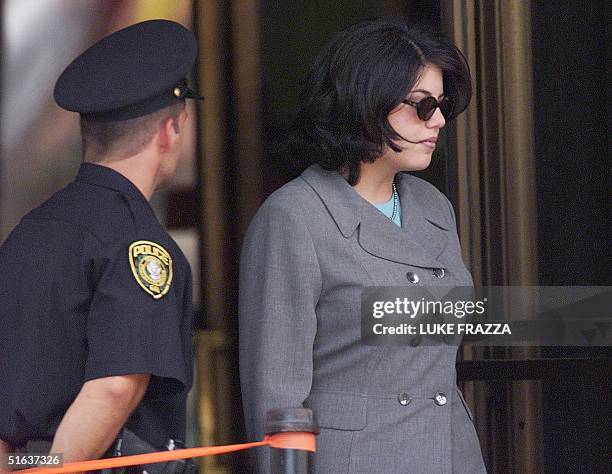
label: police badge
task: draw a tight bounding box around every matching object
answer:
[128,240,173,299]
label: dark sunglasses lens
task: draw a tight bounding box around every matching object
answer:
[416,96,438,121]
[440,97,454,119]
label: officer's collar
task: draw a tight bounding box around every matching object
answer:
[76,162,149,201]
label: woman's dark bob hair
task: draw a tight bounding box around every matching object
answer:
[288,17,472,184]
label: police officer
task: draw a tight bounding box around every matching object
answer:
[0,20,201,465]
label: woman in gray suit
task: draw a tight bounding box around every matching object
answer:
[240,18,486,473]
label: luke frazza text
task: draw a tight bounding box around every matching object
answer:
[372,297,487,319]
[372,322,512,335]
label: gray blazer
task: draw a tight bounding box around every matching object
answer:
[239,164,486,473]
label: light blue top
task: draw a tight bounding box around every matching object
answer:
[374,190,402,227]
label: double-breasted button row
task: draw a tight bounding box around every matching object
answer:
[406,268,446,284]
[406,272,420,284]
[433,268,446,279]
[434,392,447,406]
[398,392,412,406]
[397,391,448,406]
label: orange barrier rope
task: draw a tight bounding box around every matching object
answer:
[19,432,316,473]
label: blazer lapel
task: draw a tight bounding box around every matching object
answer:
[357,172,448,268]
[301,165,450,269]
[300,165,361,238]
[397,172,449,262]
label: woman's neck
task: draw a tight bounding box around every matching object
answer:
[350,161,397,204]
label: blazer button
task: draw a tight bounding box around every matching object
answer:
[433,268,446,279]
[406,272,420,284]
[434,392,447,406]
[398,392,412,406]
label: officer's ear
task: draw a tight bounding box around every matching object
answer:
[157,119,170,152]
[174,108,188,134]
[158,106,187,152]
[158,116,179,152]
[169,116,180,135]
[167,108,188,136]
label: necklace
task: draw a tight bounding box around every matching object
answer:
[390,182,398,222]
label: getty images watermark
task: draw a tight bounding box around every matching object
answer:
[361,286,612,346]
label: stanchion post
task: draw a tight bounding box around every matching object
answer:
[265,408,319,474]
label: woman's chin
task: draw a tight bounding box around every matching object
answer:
[398,154,433,172]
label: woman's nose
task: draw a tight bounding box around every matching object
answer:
[427,107,446,128]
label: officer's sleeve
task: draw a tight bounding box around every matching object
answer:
[239,200,321,472]
[83,236,189,396]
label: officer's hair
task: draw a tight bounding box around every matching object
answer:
[79,101,185,160]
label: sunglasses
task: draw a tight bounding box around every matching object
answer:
[401,96,455,121]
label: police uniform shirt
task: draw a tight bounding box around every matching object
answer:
[0,162,194,450]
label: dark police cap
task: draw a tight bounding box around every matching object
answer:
[54,19,201,121]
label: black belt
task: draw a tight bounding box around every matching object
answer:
[13,430,197,474]
[101,428,198,474]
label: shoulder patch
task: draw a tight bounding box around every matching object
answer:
[128,240,173,299]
